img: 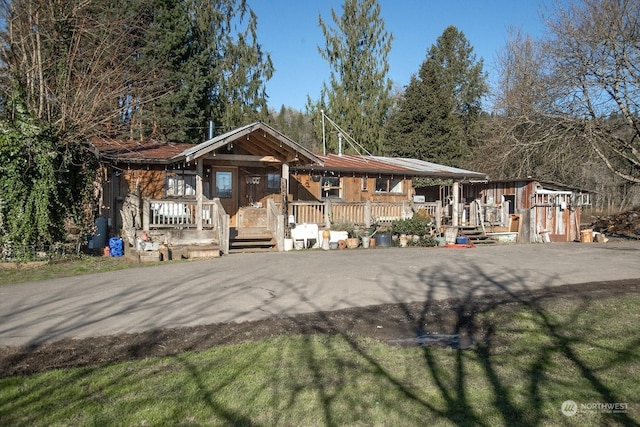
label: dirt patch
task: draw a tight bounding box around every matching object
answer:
[1,279,639,378]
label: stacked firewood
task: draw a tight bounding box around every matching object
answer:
[590,208,640,238]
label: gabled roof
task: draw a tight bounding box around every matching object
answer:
[175,122,322,166]
[292,153,487,180]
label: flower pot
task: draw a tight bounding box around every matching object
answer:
[374,233,391,247]
[284,238,294,251]
[399,234,409,247]
[361,236,370,248]
[346,237,360,249]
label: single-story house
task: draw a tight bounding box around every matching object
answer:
[89,121,488,255]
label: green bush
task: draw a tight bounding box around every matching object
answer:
[390,217,431,236]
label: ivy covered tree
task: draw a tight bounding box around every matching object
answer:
[0,93,96,250]
[307,0,393,155]
[384,26,487,167]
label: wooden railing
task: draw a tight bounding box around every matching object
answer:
[213,198,230,255]
[287,200,441,228]
[145,199,219,229]
[267,198,285,251]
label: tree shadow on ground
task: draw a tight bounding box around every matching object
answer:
[0,264,639,426]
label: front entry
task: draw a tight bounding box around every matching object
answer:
[213,166,238,226]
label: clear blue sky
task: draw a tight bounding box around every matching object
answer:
[248,0,556,112]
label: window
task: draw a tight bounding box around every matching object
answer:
[361,177,369,191]
[375,176,403,193]
[321,176,341,198]
[216,171,233,198]
[267,173,281,190]
[166,170,196,196]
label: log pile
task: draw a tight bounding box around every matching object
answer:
[590,208,640,238]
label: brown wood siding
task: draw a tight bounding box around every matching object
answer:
[291,172,411,203]
[122,169,166,199]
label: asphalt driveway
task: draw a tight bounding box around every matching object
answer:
[1,241,639,347]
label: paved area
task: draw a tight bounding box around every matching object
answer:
[1,241,639,347]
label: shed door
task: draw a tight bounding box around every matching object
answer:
[214,167,238,226]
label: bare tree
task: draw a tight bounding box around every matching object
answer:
[0,0,158,143]
[543,0,640,183]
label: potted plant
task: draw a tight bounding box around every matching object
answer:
[330,221,357,248]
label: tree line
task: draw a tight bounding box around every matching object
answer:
[0,0,638,248]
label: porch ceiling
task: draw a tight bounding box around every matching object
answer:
[176,122,322,166]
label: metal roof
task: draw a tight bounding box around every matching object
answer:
[293,153,487,180]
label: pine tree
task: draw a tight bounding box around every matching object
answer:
[130,0,274,142]
[384,26,487,167]
[307,0,393,155]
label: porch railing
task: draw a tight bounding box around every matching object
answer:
[288,200,441,229]
[267,198,285,251]
[213,198,230,255]
[145,199,218,229]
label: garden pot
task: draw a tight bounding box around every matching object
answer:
[374,233,391,247]
[399,234,409,247]
[346,237,360,249]
[361,236,370,248]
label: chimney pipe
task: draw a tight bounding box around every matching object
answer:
[208,120,214,140]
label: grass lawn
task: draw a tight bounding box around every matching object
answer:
[1,290,638,426]
[0,256,162,286]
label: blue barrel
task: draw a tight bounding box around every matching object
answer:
[109,237,123,257]
[456,236,469,245]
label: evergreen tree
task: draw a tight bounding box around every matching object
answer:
[131,0,274,142]
[384,26,487,167]
[307,0,392,155]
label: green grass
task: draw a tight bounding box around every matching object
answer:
[0,256,163,286]
[1,294,639,426]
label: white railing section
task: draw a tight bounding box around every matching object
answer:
[146,199,218,229]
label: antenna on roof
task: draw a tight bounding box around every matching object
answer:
[320,110,372,158]
[321,110,326,156]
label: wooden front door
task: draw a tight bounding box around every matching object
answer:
[213,166,238,226]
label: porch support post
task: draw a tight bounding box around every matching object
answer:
[452,180,460,227]
[142,198,150,231]
[196,160,203,230]
[364,200,372,228]
[281,162,290,197]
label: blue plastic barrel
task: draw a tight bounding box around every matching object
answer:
[456,236,469,245]
[109,237,123,257]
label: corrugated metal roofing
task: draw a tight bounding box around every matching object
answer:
[294,153,487,180]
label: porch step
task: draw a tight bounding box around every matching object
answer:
[459,226,496,245]
[229,227,277,253]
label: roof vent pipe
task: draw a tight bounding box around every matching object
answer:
[208,120,214,140]
[338,132,343,156]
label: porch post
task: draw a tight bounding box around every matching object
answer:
[281,162,290,197]
[452,181,460,227]
[196,160,203,230]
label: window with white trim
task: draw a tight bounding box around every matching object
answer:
[375,176,403,193]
